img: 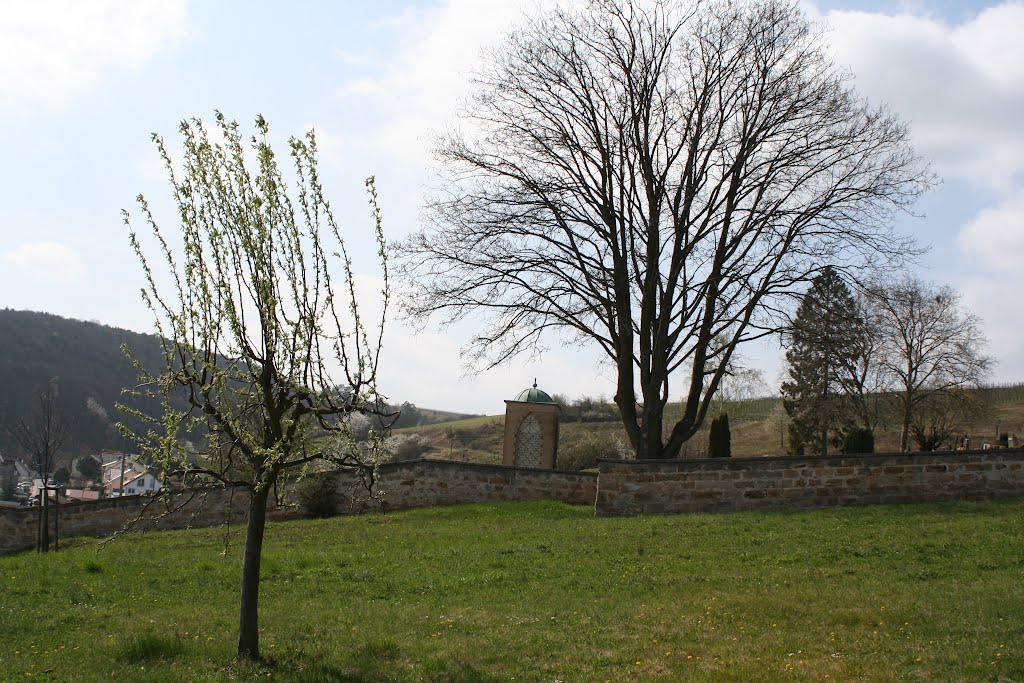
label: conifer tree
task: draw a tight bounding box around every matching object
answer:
[781,268,861,455]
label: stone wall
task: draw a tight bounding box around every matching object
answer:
[4,451,1020,554]
[595,449,1024,516]
[0,487,301,556]
[337,458,598,512]
[0,460,597,555]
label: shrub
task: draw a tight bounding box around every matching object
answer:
[383,434,432,462]
[52,466,71,485]
[295,474,339,518]
[75,456,101,481]
[842,427,875,454]
[557,433,618,470]
[708,414,731,458]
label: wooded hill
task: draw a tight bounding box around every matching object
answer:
[0,309,477,465]
[0,309,171,460]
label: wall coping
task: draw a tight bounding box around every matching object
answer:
[381,457,598,478]
[597,448,1024,470]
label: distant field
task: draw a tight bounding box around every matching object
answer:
[1,499,1022,681]
[399,384,1024,462]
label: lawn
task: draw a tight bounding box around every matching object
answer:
[1,499,1022,681]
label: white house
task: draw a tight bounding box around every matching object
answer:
[101,453,162,497]
[119,469,162,496]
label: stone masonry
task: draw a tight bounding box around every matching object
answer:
[595,449,1024,516]
[0,487,301,556]
[3,451,1022,554]
[0,459,597,555]
[337,458,597,513]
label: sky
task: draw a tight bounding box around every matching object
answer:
[1,0,1021,415]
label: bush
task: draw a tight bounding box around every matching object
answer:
[295,474,339,518]
[75,456,101,481]
[552,395,619,423]
[52,466,71,485]
[842,427,875,454]
[383,434,432,462]
[708,414,731,458]
[557,433,618,470]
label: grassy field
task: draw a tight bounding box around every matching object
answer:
[2,499,1023,681]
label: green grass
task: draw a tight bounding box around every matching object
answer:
[2,499,1023,681]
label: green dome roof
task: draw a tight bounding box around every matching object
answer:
[513,382,555,404]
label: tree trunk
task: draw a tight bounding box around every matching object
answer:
[237,486,270,660]
[900,393,913,453]
[38,493,49,553]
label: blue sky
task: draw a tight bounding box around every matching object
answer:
[1,0,1021,414]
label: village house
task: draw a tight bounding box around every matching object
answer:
[101,453,162,497]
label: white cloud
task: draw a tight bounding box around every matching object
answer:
[337,0,575,168]
[4,241,86,283]
[957,190,1024,380]
[377,320,616,414]
[959,190,1024,271]
[818,2,1024,192]
[958,271,1024,382]
[0,0,191,109]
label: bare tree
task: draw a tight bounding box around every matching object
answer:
[708,363,767,420]
[869,278,991,452]
[122,113,388,660]
[910,388,982,452]
[399,0,932,459]
[9,379,70,552]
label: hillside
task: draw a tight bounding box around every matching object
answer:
[0,309,173,461]
[0,309,479,468]
[395,384,1024,467]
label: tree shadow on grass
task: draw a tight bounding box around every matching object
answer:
[260,639,502,683]
[115,633,186,663]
